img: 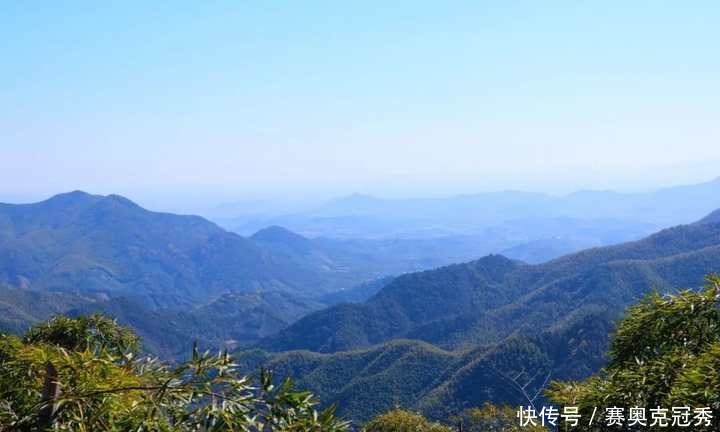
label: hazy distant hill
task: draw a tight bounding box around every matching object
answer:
[318,276,394,304]
[249,218,658,280]
[221,178,720,239]
[251,210,720,420]
[499,237,599,264]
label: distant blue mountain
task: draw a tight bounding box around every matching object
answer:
[221,177,720,239]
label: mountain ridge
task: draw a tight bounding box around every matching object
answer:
[261,211,720,354]
[247,210,720,420]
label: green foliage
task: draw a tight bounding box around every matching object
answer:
[0,315,349,431]
[452,403,549,432]
[546,275,720,431]
[24,314,140,357]
[363,409,452,432]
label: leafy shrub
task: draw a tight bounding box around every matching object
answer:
[0,314,349,431]
[547,275,720,431]
[363,409,452,432]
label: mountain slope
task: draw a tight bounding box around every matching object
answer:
[698,208,720,224]
[261,254,525,352]
[0,192,384,308]
[241,307,614,422]
[0,284,98,334]
[66,291,325,359]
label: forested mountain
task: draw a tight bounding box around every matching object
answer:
[0,284,97,333]
[242,307,613,422]
[261,254,526,352]
[0,191,371,307]
[249,211,720,421]
[0,283,328,360]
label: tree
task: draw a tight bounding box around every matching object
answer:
[0,314,349,431]
[546,275,720,431]
[452,403,549,432]
[363,409,452,432]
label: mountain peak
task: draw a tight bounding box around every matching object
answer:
[43,190,99,205]
[697,208,720,225]
[251,225,309,243]
[102,194,142,209]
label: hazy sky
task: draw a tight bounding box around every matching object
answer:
[2,1,719,208]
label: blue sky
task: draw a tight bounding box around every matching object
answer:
[1,1,719,208]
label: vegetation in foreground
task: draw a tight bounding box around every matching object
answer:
[363,275,720,431]
[0,315,348,431]
[547,275,720,431]
[3,274,720,430]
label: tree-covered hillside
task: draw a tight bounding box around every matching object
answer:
[260,254,525,352]
[67,291,325,359]
[4,277,719,430]
[252,212,720,421]
[242,307,613,422]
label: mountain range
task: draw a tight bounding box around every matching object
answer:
[262,212,720,353]
[0,191,400,356]
[0,191,345,305]
[220,177,720,240]
[2,187,720,422]
[249,211,720,421]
